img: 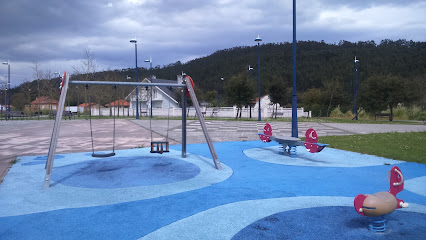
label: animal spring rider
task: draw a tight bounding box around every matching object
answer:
[258,123,329,157]
[354,166,409,232]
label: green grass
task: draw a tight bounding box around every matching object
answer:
[317,132,426,164]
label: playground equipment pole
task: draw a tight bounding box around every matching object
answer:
[291,0,298,138]
[130,39,139,119]
[255,35,262,121]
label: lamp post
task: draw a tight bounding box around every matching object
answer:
[2,61,10,113]
[353,56,359,120]
[217,77,224,108]
[28,88,31,116]
[54,72,62,115]
[130,39,139,119]
[54,72,61,91]
[248,65,254,118]
[144,57,153,118]
[255,35,262,121]
[291,0,298,138]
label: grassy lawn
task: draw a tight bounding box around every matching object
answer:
[317,132,426,164]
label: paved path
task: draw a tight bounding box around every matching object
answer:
[1,119,425,183]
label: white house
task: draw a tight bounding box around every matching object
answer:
[126,76,180,116]
[252,95,311,118]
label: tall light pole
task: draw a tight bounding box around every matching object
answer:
[255,35,262,121]
[54,72,62,114]
[217,77,224,108]
[144,57,153,118]
[291,0,298,138]
[248,65,254,118]
[130,39,139,119]
[353,56,359,120]
[54,72,62,93]
[2,61,10,113]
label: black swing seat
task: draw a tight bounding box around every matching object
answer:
[150,141,169,154]
[92,152,116,158]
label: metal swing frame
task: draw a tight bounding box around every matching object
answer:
[43,73,221,188]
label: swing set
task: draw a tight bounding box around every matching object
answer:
[149,102,171,154]
[86,84,117,158]
[43,72,221,188]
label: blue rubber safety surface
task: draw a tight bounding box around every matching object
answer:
[0,140,425,240]
[51,156,201,188]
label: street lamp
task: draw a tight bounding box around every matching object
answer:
[2,61,10,113]
[217,77,224,108]
[130,39,139,119]
[54,72,62,92]
[54,71,63,114]
[144,57,153,118]
[255,35,262,121]
[291,0,298,138]
[248,65,254,118]
[353,56,359,120]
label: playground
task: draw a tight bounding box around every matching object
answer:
[1,74,426,239]
[0,120,425,239]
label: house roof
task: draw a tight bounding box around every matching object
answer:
[30,96,58,105]
[254,95,268,102]
[126,77,178,104]
[105,99,130,107]
[150,78,176,97]
[78,102,98,107]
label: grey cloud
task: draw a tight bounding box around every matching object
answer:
[1,0,425,86]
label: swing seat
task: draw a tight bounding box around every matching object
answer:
[92,152,116,158]
[150,141,169,154]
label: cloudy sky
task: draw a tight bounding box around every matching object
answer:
[1,0,425,87]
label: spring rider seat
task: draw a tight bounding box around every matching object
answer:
[354,166,409,232]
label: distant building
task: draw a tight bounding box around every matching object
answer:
[105,99,130,108]
[253,95,273,110]
[30,96,58,112]
[126,75,180,114]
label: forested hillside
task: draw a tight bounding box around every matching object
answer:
[10,39,426,118]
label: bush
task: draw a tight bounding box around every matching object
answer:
[329,108,344,118]
[407,105,426,121]
[393,107,408,120]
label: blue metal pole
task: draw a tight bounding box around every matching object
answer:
[353,57,358,120]
[249,68,252,118]
[257,42,261,121]
[135,43,139,119]
[150,61,152,118]
[217,84,219,108]
[291,0,298,138]
[7,64,10,113]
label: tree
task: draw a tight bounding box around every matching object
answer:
[358,74,413,121]
[204,90,218,107]
[301,88,326,117]
[224,72,255,118]
[11,93,26,111]
[268,78,288,118]
[322,78,347,117]
[32,61,44,118]
[42,70,59,115]
[20,80,33,115]
[73,49,98,117]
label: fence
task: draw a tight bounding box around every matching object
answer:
[87,106,311,119]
